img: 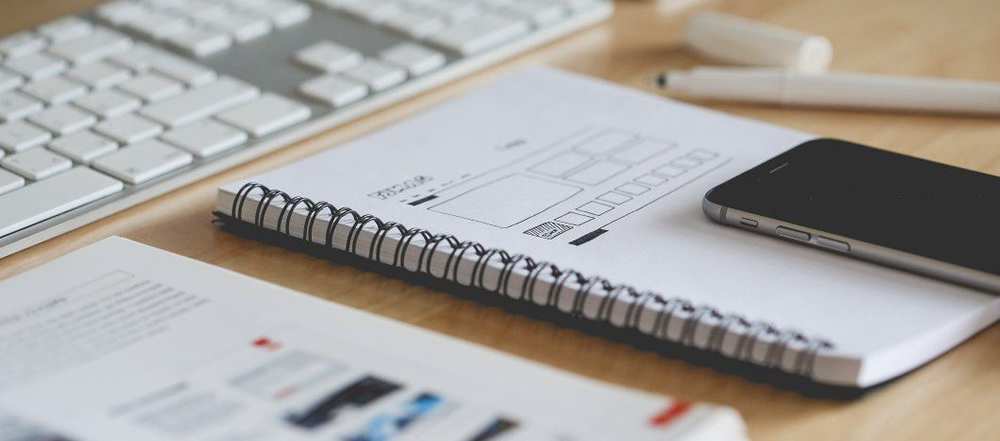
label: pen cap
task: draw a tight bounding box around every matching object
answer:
[685,12,833,73]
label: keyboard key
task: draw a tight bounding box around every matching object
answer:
[0,91,43,122]
[141,78,259,127]
[200,10,273,42]
[0,168,25,195]
[497,0,568,26]
[0,166,123,237]
[167,28,233,57]
[118,73,184,102]
[21,76,88,104]
[235,0,312,28]
[123,11,193,40]
[311,0,355,7]
[149,55,217,86]
[109,45,216,86]
[47,29,133,64]
[5,53,67,80]
[554,0,602,12]
[1,148,72,180]
[66,61,131,89]
[0,32,47,58]
[0,121,51,152]
[168,0,228,17]
[418,0,483,22]
[96,1,150,25]
[107,43,162,72]
[37,17,94,42]
[295,41,363,73]
[95,113,164,144]
[299,75,367,107]
[216,93,311,137]
[48,130,119,163]
[339,0,403,23]
[162,119,247,158]
[27,104,97,135]
[73,89,142,118]
[342,60,406,92]
[0,69,24,93]
[429,14,530,55]
[380,43,446,76]
[92,139,193,184]
[383,8,446,38]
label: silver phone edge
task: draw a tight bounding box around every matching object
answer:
[702,196,1000,295]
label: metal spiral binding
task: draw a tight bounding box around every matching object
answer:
[231,182,835,378]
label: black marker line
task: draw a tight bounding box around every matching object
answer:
[408,195,439,206]
[569,228,609,246]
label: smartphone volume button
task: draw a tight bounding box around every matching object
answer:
[816,235,851,253]
[776,226,810,241]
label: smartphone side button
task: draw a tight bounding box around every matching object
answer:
[776,226,810,241]
[816,236,851,253]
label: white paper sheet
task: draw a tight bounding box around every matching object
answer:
[0,237,741,441]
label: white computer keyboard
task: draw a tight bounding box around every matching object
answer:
[0,0,612,258]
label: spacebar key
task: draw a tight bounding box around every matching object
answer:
[140,77,259,127]
[0,167,124,238]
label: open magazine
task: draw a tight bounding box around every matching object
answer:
[0,237,745,441]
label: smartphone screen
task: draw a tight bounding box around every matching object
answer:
[705,138,1000,276]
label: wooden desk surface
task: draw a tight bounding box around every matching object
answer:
[3,1,999,439]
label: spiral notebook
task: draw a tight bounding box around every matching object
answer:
[214,67,999,392]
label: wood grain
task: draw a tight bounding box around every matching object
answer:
[3,1,999,439]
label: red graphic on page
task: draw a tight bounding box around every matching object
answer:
[649,401,692,428]
[252,337,282,351]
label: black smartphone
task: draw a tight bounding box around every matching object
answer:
[703,138,1000,293]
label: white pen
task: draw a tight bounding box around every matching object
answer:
[657,67,1000,115]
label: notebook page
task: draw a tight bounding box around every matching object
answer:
[0,237,737,440]
[220,67,998,386]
